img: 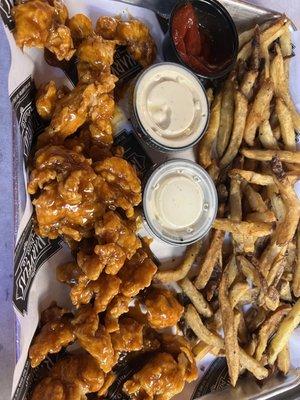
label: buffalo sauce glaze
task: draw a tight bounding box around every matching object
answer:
[171,2,233,76]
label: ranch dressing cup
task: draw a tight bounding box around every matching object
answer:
[132,63,209,152]
[143,159,218,245]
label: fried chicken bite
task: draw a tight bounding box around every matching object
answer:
[144,288,184,329]
[111,317,144,355]
[46,24,75,61]
[72,305,117,373]
[123,352,194,400]
[77,35,116,71]
[57,262,121,312]
[31,353,113,400]
[119,250,158,297]
[68,13,93,44]
[96,17,156,67]
[95,211,141,259]
[29,305,75,368]
[28,145,105,241]
[94,157,142,218]
[36,81,58,120]
[105,294,132,333]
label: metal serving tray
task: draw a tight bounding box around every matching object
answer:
[116,0,300,399]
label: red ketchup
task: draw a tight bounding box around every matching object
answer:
[171,3,231,76]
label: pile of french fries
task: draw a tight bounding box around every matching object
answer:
[157,17,300,387]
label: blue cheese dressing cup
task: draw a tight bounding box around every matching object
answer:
[143,159,218,245]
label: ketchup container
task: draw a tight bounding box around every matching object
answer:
[163,0,238,83]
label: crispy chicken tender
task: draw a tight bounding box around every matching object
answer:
[13,0,75,60]
[68,13,93,43]
[95,211,141,259]
[111,317,144,355]
[72,305,116,373]
[144,288,184,329]
[29,306,75,368]
[31,354,111,400]
[57,262,121,312]
[94,157,142,218]
[105,294,132,333]
[28,146,105,241]
[96,17,156,67]
[123,352,196,400]
[119,250,158,297]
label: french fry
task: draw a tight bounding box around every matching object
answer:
[180,278,212,318]
[206,87,214,107]
[246,211,276,223]
[243,184,268,213]
[244,79,274,146]
[279,22,293,57]
[240,70,259,100]
[267,245,288,286]
[220,91,248,167]
[185,305,269,380]
[229,282,250,307]
[155,241,201,283]
[198,93,222,168]
[292,225,300,297]
[192,341,213,361]
[270,44,300,131]
[240,27,260,100]
[258,120,279,150]
[277,345,290,375]
[217,75,235,158]
[267,184,286,222]
[229,169,274,185]
[207,160,220,182]
[276,97,296,150]
[273,125,281,140]
[230,177,242,221]
[255,305,291,361]
[219,265,240,386]
[268,298,300,364]
[241,148,300,164]
[194,230,225,290]
[213,218,272,237]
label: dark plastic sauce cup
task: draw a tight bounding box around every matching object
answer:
[163,0,238,84]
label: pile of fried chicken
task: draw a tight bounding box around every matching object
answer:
[13,1,198,399]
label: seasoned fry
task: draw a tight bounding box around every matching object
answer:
[246,211,276,223]
[198,93,222,168]
[258,120,279,150]
[243,79,274,146]
[240,70,259,100]
[270,44,300,131]
[180,278,212,318]
[230,177,242,221]
[241,148,300,164]
[216,75,235,158]
[267,184,286,222]
[213,218,272,237]
[194,230,224,289]
[229,169,274,186]
[268,298,300,364]
[240,28,260,100]
[292,225,300,297]
[219,266,240,386]
[192,341,212,361]
[277,345,290,374]
[243,184,268,213]
[220,91,248,167]
[229,282,250,307]
[155,241,201,283]
[185,305,269,380]
[255,305,291,361]
[276,97,296,150]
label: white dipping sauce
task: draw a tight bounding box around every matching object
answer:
[134,63,209,149]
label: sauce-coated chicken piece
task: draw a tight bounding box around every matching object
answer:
[68,13,93,44]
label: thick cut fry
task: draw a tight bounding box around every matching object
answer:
[259,120,279,150]
[241,148,300,164]
[292,225,300,297]
[180,278,212,318]
[194,230,224,289]
[216,76,235,158]
[219,266,240,386]
[244,79,274,146]
[198,93,222,168]
[155,241,201,283]
[268,298,300,364]
[213,218,272,237]
[185,305,269,380]
[243,184,268,213]
[220,91,248,167]
[230,169,274,186]
[277,345,290,375]
[246,211,276,223]
[276,98,296,150]
[270,44,300,131]
[255,305,291,361]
